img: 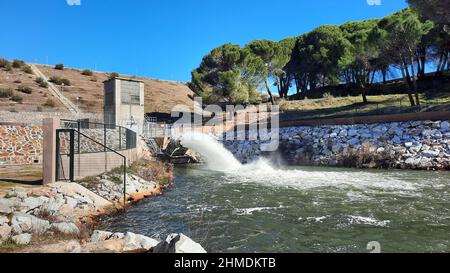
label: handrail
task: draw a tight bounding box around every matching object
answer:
[60,119,131,132]
[61,119,137,152]
[74,129,128,209]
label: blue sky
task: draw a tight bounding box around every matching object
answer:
[0,0,408,82]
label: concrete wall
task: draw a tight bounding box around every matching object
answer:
[58,148,138,181]
[0,124,43,165]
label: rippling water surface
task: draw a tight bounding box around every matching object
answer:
[101,163,450,253]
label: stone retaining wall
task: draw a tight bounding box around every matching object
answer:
[0,125,43,165]
[224,120,450,170]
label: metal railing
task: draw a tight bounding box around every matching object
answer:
[280,99,450,122]
[143,121,172,138]
[61,119,137,153]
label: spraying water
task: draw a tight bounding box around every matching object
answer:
[179,132,420,193]
[180,132,242,172]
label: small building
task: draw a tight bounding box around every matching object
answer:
[104,77,145,133]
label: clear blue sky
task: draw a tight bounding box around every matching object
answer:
[0,0,408,82]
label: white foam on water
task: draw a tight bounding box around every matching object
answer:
[181,132,421,194]
[348,216,391,227]
[232,206,284,216]
[227,158,419,193]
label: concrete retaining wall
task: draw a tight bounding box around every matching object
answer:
[58,148,138,180]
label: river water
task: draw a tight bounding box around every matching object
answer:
[101,161,450,253]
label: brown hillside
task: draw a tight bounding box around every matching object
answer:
[0,67,65,112]
[36,65,195,114]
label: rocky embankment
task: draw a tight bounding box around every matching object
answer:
[224,120,450,170]
[0,165,206,253]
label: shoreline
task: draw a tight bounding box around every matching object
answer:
[223,120,450,171]
[0,160,206,253]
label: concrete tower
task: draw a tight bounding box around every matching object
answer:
[104,77,145,133]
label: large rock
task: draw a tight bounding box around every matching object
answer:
[65,197,78,208]
[123,232,159,252]
[0,225,12,243]
[0,215,9,226]
[348,129,358,137]
[440,121,449,131]
[392,136,402,144]
[51,222,80,235]
[23,196,48,210]
[422,150,440,158]
[348,138,360,146]
[11,212,50,234]
[153,233,207,254]
[40,196,65,213]
[332,144,342,153]
[49,182,112,210]
[405,157,421,166]
[90,230,124,243]
[11,233,32,245]
[0,198,20,214]
[91,230,113,243]
[5,189,28,200]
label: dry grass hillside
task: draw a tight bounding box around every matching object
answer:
[0,59,195,114]
[0,64,65,113]
[36,65,195,114]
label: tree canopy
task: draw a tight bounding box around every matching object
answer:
[190,6,446,106]
[188,43,265,104]
[407,0,450,26]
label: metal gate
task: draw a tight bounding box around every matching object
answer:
[56,129,75,182]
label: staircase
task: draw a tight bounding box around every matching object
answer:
[29,64,81,114]
[145,138,163,155]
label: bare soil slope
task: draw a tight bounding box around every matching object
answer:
[36,65,195,114]
[0,67,65,112]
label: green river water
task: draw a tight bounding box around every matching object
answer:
[102,161,450,253]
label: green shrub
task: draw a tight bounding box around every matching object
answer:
[0,58,10,68]
[81,69,93,76]
[36,77,45,84]
[49,76,71,86]
[54,64,64,70]
[61,78,71,86]
[3,62,12,71]
[0,88,13,98]
[49,76,63,85]
[22,65,33,74]
[17,85,32,94]
[43,99,55,107]
[10,95,23,103]
[108,72,119,80]
[35,77,48,88]
[36,106,43,112]
[12,59,25,68]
